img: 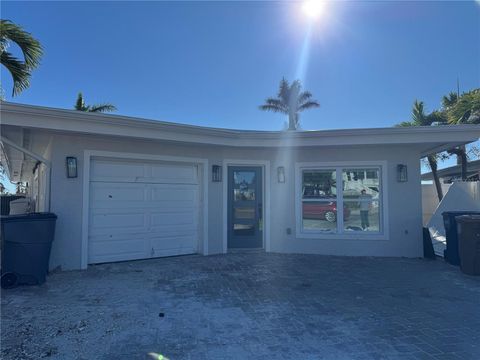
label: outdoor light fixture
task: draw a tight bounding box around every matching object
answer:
[212,165,222,182]
[66,157,78,178]
[277,166,286,183]
[397,164,408,182]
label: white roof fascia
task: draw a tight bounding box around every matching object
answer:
[1,102,479,150]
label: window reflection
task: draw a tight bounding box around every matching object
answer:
[300,167,382,234]
[342,168,381,232]
[234,171,256,201]
[342,168,380,200]
[302,170,337,232]
[302,170,336,198]
[343,201,380,232]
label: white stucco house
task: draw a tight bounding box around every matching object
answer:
[1,102,479,271]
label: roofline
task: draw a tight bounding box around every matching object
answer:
[1,101,479,152]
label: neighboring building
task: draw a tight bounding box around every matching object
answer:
[1,102,479,271]
[421,159,480,183]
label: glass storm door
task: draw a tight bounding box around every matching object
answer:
[228,166,263,249]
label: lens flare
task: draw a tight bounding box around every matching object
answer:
[302,1,326,20]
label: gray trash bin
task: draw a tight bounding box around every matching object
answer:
[456,215,480,276]
[442,211,480,265]
[1,212,57,288]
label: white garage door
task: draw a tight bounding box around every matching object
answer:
[88,157,200,264]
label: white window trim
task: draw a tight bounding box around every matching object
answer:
[295,161,389,241]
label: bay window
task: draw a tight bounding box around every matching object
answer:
[298,163,385,237]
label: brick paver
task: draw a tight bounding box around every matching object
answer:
[1,252,480,359]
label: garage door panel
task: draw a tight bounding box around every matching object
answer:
[147,225,197,237]
[91,158,198,184]
[151,235,196,252]
[91,159,146,182]
[151,164,198,184]
[89,231,150,242]
[93,200,196,210]
[151,211,196,226]
[88,157,200,264]
[89,237,148,255]
[90,212,145,229]
[90,248,148,264]
[91,183,146,202]
[89,224,149,237]
[151,186,197,202]
[150,247,196,258]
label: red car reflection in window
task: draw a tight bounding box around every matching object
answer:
[303,201,351,223]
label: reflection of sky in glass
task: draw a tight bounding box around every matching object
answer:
[234,171,255,186]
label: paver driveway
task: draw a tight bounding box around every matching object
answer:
[2,252,480,360]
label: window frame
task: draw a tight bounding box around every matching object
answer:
[295,161,389,240]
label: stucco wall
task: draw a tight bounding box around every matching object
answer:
[44,131,423,270]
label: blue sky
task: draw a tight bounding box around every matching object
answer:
[2,1,479,132]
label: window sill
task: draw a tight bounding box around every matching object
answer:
[296,231,389,241]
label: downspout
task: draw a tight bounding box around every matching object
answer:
[0,136,52,212]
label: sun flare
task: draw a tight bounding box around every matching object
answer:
[301,0,327,20]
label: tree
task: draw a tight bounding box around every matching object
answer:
[396,100,447,201]
[0,20,43,96]
[441,92,458,109]
[74,92,117,113]
[447,89,480,125]
[444,89,480,180]
[259,78,319,130]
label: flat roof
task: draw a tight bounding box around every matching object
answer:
[1,101,479,156]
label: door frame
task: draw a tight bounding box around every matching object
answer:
[81,150,209,269]
[222,159,271,253]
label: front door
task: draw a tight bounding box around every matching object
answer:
[228,166,263,249]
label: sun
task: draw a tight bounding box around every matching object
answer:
[301,0,327,20]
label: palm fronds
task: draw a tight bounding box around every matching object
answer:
[442,92,458,109]
[447,89,480,124]
[298,100,320,111]
[89,103,117,113]
[0,20,43,96]
[259,78,319,130]
[0,51,32,95]
[74,92,116,113]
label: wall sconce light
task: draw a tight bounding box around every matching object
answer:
[277,166,286,183]
[212,165,222,182]
[66,157,78,178]
[397,164,408,182]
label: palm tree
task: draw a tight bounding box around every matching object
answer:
[0,20,43,96]
[443,89,479,180]
[259,78,319,130]
[441,92,458,109]
[447,89,480,125]
[74,92,117,113]
[397,100,447,201]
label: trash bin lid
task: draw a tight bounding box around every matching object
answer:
[1,212,57,222]
[456,215,480,223]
